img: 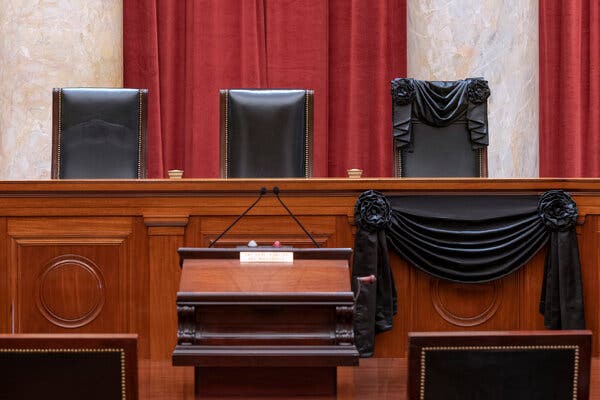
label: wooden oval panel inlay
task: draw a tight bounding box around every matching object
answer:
[37,255,105,328]
[431,279,501,327]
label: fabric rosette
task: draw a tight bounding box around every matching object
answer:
[466,78,491,104]
[390,78,416,106]
[538,190,578,231]
[354,190,391,232]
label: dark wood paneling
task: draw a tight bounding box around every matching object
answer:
[195,366,336,397]
[0,179,598,374]
[138,357,600,400]
[0,217,8,333]
[408,268,520,333]
[8,217,134,334]
[579,215,600,354]
[145,217,186,360]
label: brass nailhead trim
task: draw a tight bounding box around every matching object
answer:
[225,92,229,178]
[394,148,402,177]
[305,91,309,177]
[138,90,143,178]
[419,345,580,400]
[0,347,128,399]
[479,149,485,177]
[57,89,62,178]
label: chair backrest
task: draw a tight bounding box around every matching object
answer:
[391,78,490,177]
[51,88,148,179]
[220,89,313,178]
[0,334,138,400]
[407,330,592,400]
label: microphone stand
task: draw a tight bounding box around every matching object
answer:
[209,187,267,248]
[273,186,320,248]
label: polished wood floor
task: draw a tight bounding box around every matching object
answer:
[139,357,600,399]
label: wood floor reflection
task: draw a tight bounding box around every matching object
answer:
[140,357,599,399]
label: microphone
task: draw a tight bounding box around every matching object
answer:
[209,187,267,247]
[272,186,320,248]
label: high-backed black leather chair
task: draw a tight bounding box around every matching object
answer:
[407,331,592,400]
[220,89,313,178]
[390,78,490,177]
[51,88,148,179]
[0,334,138,399]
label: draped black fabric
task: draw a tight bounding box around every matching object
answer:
[352,190,585,357]
[351,229,397,357]
[390,77,490,152]
[385,195,548,282]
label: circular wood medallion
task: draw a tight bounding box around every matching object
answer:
[431,279,501,327]
[37,255,105,328]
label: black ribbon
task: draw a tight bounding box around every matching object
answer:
[537,190,584,329]
[352,190,585,357]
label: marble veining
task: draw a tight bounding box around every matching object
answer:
[407,0,539,177]
[0,0,122,179]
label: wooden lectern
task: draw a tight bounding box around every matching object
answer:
[172,247,359,398]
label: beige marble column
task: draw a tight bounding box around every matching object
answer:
[407,0,539,177]
[0,0,123,179]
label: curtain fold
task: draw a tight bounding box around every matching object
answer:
[123,1,164,178]
[539,0,600,177]
[352,190,585,357]
[124,0,406,178]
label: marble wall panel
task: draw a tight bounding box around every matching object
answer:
[407,0,539,177]
[0,0,122,179]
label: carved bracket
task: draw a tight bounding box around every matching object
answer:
[176,305,196,345]
[335,305,354,346]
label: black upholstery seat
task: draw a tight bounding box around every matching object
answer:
[51,88,148,179]
[0,334,138,399]
[390,78,490,177]
[219,89,313,178]
[407,331,592,400]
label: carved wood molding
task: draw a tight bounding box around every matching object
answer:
[430,279,502,327]
[335,305,355,346]
[36,254,106,328]
[176,305,196,345]
[144,216,188,236]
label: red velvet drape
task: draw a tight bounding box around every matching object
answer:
[539,0,600,177]
[124,0,406,178]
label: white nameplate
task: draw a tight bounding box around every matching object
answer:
[240,251,294,263]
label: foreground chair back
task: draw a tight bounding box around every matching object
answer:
[52,88,148,179]
[391,78,490,177]
[407,330,592,400]
[0,334,137,400]
[220,89,313,178]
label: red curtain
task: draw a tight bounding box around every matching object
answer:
[539,1,600,177]
[124,0,406,178]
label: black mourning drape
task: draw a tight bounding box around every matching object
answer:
[352,190,585,357]
[390,77,490,153]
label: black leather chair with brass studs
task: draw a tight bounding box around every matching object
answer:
[219,89,314,178]
[407,331,592,400]
[390,77,490,177]
[51,88,148,179]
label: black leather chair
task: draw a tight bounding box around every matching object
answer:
[0,334,138,399]
[51,88,148,179]
[407,331,592,400]
[219,89,313,178]
[390,78,490,177]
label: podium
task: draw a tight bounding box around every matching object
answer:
[172,247,359,397]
